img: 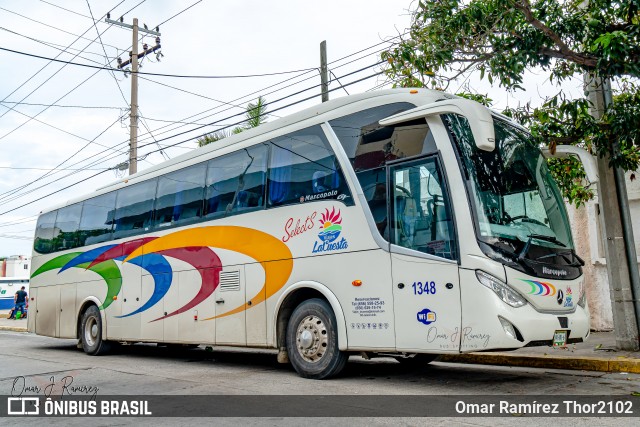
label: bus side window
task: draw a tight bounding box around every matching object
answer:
[390,157,457,260]
[34,210,58,254]
[154,163,206,228]
[79,192,116,246]
[113,179,157,239]
[53,203,82,251]
[204,144,268,219]
[267,125,351,207]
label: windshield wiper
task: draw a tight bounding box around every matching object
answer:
[536,249,585,267]
[518,234,566,262]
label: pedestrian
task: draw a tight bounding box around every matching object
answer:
[12,286,27,320]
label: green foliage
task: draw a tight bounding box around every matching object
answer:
[197,96,268,147]
[383,0,640,205]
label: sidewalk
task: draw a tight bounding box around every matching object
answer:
[1,311,638,373]
[0,314,27,332]
[440,331,640,373]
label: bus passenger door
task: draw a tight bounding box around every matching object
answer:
[214,267,246,346]
[389,156,461,352]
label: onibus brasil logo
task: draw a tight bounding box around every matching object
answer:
[312,208,348,253]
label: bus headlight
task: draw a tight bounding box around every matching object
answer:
[475,270,527,308]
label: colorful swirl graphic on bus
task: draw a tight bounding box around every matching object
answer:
[519,279,557,296]
[31,226,293,322]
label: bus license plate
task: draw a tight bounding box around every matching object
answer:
[553,330,567,347]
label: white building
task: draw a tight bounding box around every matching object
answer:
[1,255,30,278]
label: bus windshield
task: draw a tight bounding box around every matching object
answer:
[446,114,578,271]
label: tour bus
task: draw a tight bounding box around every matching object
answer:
[0,277,29,311]
[28,89,597,379]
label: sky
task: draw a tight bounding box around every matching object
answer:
[0,0,582,257]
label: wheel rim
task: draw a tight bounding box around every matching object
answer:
[295,315,328,363]
[84,315,98,347]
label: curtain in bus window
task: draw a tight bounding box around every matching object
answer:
[154,163,206,228]
[79,192,116,246]
[113,179,157,239]
[267,125,352,207]
[268,145,292,204]
[204,144,268,219]
[53,203,82,251]
[355,167,388,240]
[34,210,58,254]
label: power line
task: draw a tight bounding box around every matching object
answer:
[130,53,388,150]
[0,101,121,110]
[138,75,248,112]
[0,0,146,124]
[0,6,121,51]
[0,26,115,62]
[88,37,399,153]
[0,216,38,228]
[0,36,398,206]
[0,233,33,241]
[0,65,113,142]
[0,65,383,212]
[139,69,385,157]
[0,47,319,79]
[154,0,204,28]
[0,114,124,201]
[0,169,110,216]
[0,0,127,122]
[0,105,129,154]
[0,166,108,171]
[39,0,92,19]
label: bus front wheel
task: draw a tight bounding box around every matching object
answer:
[286,298,348,379]
[80,305,112,355]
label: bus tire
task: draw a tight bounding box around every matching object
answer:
[286,298,348,379]
[395,353,438,367]
[80,305,112,356]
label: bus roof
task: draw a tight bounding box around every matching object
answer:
[40,88,469,214]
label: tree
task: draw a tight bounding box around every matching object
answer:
[198,96,269,147]
[382,0,640,205]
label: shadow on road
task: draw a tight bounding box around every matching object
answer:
[38,340,547,385]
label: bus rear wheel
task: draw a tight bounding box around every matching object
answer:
[286,298,347,379]
[80,305,112,355]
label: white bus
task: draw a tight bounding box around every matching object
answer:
[0,277,29,311]
[28,89,594,379]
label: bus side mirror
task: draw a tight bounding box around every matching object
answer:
[541,145,599,185]
[379,98,496,151]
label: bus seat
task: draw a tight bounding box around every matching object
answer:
[236,191,249,208]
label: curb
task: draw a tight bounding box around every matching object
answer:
[439,353,640,374]
[0,326,27,332]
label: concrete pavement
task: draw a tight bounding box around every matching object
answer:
[441,331,640,373]
[2,310,638,374]
[0,313,27,332]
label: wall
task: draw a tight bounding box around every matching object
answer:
[567,172,640,331]
[0,255,30,278]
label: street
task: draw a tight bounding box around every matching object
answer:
[1,330,639,426]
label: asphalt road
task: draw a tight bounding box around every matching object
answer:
[1,331,639,426]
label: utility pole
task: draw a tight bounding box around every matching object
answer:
[106,15,161,175]
[320,41,329,102]
[586,74,640,351]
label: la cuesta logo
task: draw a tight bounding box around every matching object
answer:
[312,208,348,253]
